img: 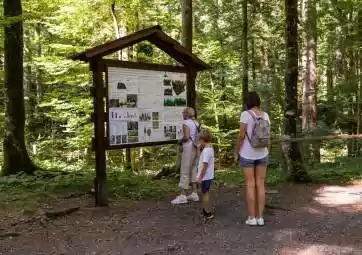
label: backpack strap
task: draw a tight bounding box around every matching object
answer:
[244,111,254,142]
[247,110,257,120]
[191,119,201,131]
[189,119,201,146]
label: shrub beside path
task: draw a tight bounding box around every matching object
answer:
[1,184,362,255]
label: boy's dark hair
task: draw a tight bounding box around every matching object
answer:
[246,91,261,110]
[199,129,213,143]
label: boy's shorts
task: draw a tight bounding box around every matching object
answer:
[201,179,213,193]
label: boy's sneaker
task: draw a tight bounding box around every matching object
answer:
[187,192,199,202]
[257,218,265,226]
[245,218,257,226]
[171,195,188,204]
[202,209,214,219]
[205,212,214,219]
[202,210,214,219]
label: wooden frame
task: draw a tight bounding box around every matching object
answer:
[70,26,209,206]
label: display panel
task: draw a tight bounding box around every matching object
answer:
[107,66,187,147]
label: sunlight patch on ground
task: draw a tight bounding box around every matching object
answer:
[300,206,326,215]
[273,229,298,242]
[313,185,362,207]
[297,244,359,255]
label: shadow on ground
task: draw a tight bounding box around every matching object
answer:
[0,184,361,255]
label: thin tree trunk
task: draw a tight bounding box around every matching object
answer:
[129,11,140,61]
[213,0,227,131]
[358,51,361,135]
[34,23,42,100]
[111,2,122,60]
[110,1,132,170]
[348,50,357,157]
[261,44,270,112]
[251,38,256,82]
[24,24,34,114]
[242,0,248,109]
[220,70,227,130]
[210,73,221,154]
[357,50,362,155]
[326,57,334,103]
[284,0,310,182]
[2,0,36,176]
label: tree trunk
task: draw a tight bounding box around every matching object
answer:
[179,0,194,171]
[181,0,192,52]
[302,0,317,131]
[347,50,357,157]
[301,0,319,164]
[2,0,36,176]
[242,0,248,109]
[284,0,310,182]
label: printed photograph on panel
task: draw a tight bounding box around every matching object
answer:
[127,121,138,136]
[126,94,138,108]
[171,80,186,96]
[164,124,177,140]
[152,112,159,121]
[164,97,187,107]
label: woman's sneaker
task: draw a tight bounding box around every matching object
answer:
[171,195,188,204]
[245,218,257,226]
[257,218,265,226]
[187,192,199,202]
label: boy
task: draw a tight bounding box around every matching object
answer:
[196,129,215,219]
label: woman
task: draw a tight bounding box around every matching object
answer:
[236,92,270,226]
[171,107,199,204]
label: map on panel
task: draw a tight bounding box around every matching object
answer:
[107,66,187,146]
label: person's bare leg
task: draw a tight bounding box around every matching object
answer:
[192,183,197,193]
[202,192,211,212]
[243,167,256,218]
[255,164,267,218]
[201,192,207,211]
[180,188,186,196]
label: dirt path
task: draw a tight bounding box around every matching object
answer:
[1,184,361,255]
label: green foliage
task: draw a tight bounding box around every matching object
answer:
[0,158,360,213]
[309,157,362,184]
[0,168,177,211]
[0,0,361,182]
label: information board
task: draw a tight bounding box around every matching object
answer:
[106,66,187,146]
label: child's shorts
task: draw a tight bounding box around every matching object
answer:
[201,179,213,193]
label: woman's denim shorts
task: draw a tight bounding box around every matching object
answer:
[239,156,269,168]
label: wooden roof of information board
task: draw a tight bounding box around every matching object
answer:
[71,25,209,71]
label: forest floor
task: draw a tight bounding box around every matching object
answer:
[1,182,362,255]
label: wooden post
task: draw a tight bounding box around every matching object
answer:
[187,69,197,111]
[91,59,108,207]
